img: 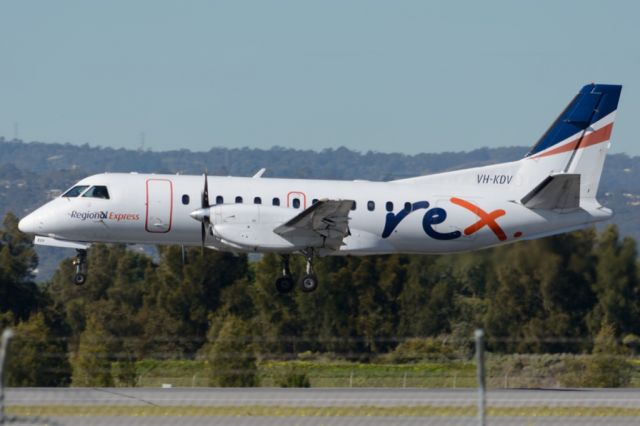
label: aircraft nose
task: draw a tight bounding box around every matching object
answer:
[18,213,40,234]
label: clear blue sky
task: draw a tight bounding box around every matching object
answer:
[1,0,639,155]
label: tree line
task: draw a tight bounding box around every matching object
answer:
[1,211,639,386]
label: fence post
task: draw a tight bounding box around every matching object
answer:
[475,329,486,426]
[0,329,15,426]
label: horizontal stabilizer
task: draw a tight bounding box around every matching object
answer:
[521,174,580,210]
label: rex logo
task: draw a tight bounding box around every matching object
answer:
[381,197,508,242]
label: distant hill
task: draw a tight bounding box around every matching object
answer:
[1,137,638,280]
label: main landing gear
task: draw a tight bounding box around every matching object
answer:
[274,250,319,294]
[275,255,295,293]
[72,249,88,286]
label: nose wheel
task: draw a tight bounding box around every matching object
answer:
[72,249,88,286]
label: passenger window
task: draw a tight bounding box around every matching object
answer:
[292,199,301,209]
[254,197,262,204]
[235,196,243,204]
[404,202,412,211]
[367,201,375,211]
[386,201,394,212]
[351,201,357,211]
[182,194,190,205]
[62,185,89,198]
[216,195,224,204]
[272,197,280,206]
[83,186,110,199]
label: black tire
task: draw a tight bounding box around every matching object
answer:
[73,273,87,286]
[275,275,294,294]
[299,274,318,293]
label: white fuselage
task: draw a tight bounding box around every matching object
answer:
[19,170,611,255]
[17,83,622,265]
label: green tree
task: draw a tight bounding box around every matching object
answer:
[250,253,302,356]
[0,212,39,320]
[398,255,456,338]
[6,312,71,386]
[354,256,401,353]
[71,315,114,387]
[485,231,597,353]
[582,321,632,387]
[587,225,640,337]
[140,246,248,357]
[296,256,360,356]
[206,315,258,387]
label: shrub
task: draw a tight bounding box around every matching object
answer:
[112,358,138,387]
[276,365,311,388]
[560,323,632,388]
[387,337,455,363]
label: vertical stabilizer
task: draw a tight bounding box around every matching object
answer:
[519,83,621,201]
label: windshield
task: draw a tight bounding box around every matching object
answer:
[82,186,110,199]
[62,185,89,198]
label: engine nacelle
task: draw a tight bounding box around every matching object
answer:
[209,204,304,251]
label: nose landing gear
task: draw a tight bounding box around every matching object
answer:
[72,249,88,286]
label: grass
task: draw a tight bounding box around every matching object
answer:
[133,359,478,388]
[7,405,640,418]
[129,355,640,388]
[131,357,640,388]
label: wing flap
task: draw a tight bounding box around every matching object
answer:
[274,199,354,250]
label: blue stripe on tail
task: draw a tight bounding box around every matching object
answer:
[526,84,622,157]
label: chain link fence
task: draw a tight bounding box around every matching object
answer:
[2,329,640,425]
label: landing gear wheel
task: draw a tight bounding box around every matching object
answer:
[73,273,87,286]
[275,275,294,294]
[299,274,318,293]
[298,249,319,293]
[71,249,88,285]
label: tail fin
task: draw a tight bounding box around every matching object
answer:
[521,83,622,200]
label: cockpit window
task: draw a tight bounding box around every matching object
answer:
[62,185,89,198]
[82,186,110,199]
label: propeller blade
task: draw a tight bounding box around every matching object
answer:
[201,222,205,255]
[201,171,209,255]
[202,171,209,208]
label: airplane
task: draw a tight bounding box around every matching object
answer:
[18,83,622,294]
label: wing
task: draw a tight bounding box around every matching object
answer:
[274,199,354,250]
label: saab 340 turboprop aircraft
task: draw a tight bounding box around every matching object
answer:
[19,83,622,293]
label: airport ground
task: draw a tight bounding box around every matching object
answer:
[5,388,640,425]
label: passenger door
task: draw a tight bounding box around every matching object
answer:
[145,179,173,233]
